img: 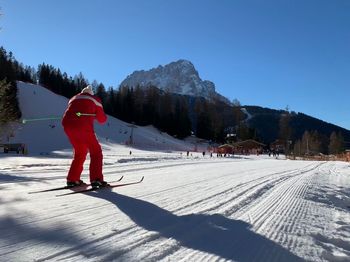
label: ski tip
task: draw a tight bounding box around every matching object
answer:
[140,176,144,182]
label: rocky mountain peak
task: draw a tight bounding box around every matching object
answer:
[120,59,230,104]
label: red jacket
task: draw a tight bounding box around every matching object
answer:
[62,93,107,131]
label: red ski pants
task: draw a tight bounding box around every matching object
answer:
[64,128,104,182]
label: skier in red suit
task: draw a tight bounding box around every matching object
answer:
[62,85,108,187]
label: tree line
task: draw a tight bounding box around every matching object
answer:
[292,130,344,156]
[278,110,345,156]
[0,47,22,126]
[0,46,241,141]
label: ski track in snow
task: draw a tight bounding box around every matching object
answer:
[1,154,350,262]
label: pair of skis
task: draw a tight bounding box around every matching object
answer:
[28,175,144,196]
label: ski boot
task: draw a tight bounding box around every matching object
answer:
[67,180,86,188]
[91,180,110,189]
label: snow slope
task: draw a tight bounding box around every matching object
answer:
[11,81,199,154]
[0,154,349,261]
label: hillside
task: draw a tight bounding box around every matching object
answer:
[243,106,350,144]
[4,82,202,154]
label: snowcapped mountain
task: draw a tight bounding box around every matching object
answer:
[120,59,231,104]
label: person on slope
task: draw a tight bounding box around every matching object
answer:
[62,85,108,188]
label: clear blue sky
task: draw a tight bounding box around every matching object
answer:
[1,0,350,129]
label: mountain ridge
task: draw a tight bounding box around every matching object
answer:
[243,105,350,144]
[120,59,231,104]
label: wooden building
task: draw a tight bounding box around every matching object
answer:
[232,139,266,155]
[270,139,287,153]
[217,140,266,155]
[217,144,235,154]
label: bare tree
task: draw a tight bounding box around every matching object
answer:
[329,131,344,155]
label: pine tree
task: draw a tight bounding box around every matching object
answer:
[196,111,213,140]
[125,87,135,122]
[143,86,160,125]
[175,98,191,138]
[158,91,173,132]
[232,99,243,127]
[0,78,21,124]
[132,86,145,124]
[95,82,107,105]
[74,72,88,92]
[104,87,116,115]
[237,123,255,141]
[0,47,16,81]
[0,47,23,132]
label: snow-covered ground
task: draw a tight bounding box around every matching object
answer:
[0,82,350,261]
[1,152,350,261]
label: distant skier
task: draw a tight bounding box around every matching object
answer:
[62,85,108,187]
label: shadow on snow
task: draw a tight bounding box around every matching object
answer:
[90,190,303,262]
[0,215,119,261]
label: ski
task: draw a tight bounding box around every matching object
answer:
[56,176,144,197]
[28,176,124,194]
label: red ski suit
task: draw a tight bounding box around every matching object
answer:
[62,93,107,182]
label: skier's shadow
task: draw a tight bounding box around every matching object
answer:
[90,190,303,262]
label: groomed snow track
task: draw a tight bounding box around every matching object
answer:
[1,156,349,261]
